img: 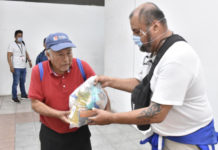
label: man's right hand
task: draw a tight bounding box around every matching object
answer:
[56,110,71,124]
[10,66,14,73]
[95,75,112,88]
[95,76,140,92]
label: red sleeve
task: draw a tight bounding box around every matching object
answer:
[28,65,45,101]
[81,60,96,79]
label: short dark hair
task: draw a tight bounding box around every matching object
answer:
[14,30,23,37]
[43,38,46,44]
[139,3,167,26]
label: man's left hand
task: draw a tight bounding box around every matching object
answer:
[88,108,113,125]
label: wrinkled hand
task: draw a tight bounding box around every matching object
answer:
[94,75,112,88]
[88,108,113,125]
[57,111,71,124]
[10,66,14,73]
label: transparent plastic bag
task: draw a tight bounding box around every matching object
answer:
[68,75,108,128]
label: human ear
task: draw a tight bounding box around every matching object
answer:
[152,20,160,32]
[46,50,52,60]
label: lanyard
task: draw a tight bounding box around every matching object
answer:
[15,42,24,55]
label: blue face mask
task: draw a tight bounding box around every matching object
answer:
[17,37,23,43]
[133,35,143,48]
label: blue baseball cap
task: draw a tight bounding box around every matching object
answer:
[45,32,76,51]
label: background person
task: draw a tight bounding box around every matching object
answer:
[7,30,32,103]
[35,38,48,65]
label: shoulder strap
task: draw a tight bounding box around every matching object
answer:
[76,58,87,81]
[38,59,87,82]
[38,62,44,81]
[143,34,186,84]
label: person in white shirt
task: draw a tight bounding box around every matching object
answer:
[88,2,217,150]
[7,30,32,103]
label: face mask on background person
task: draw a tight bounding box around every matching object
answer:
[17,37,23,43]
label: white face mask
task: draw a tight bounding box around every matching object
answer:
[17,37,23,43]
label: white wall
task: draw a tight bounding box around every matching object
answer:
[104,0,135,112]
[1,0,218,129]
[0,1,104,95]
[104,0,218,128]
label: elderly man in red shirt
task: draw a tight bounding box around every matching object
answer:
[28,32,109,150]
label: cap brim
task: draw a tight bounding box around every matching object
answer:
[50,42,76,51]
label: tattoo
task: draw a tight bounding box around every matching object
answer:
[139,103,161,118]
[136,103,161,124]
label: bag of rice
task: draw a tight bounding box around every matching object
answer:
[68,75,108,128]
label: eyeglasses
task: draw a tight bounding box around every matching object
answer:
[139,29,147,36]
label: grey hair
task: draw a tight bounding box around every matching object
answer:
[45,49,52,58]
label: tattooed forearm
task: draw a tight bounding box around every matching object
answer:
[138,103,161,118]
[110,102,171,125]
[136,103,161,124]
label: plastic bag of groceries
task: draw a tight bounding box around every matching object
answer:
[68,75,108,128]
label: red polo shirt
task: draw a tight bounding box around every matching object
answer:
[28,58,95,133]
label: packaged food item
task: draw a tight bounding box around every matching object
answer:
[68,76,108,128]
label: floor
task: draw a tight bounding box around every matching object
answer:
[0,96,151,150]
